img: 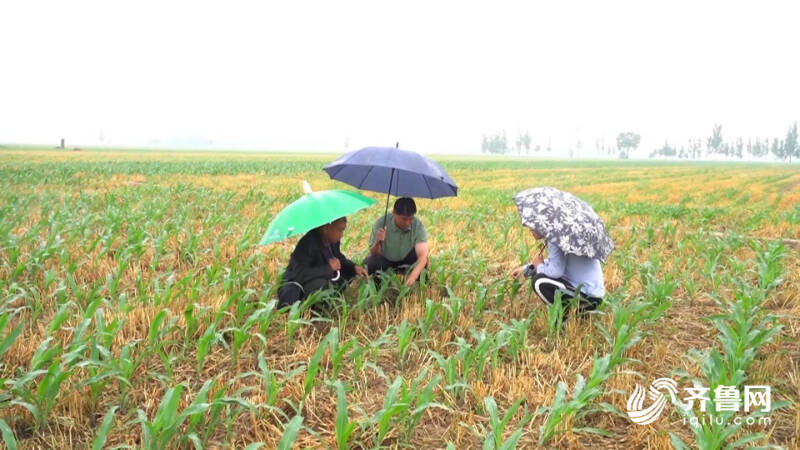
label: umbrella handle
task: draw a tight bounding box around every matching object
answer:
[331,270,341,282]
[536,241,546,259]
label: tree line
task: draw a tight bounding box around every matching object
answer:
[481,123,799,162]
[649,123,799,162]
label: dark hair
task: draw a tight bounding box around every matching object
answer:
[393,197,416,216]
[321,216,346,234]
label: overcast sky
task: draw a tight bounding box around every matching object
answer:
[2,1,799,154]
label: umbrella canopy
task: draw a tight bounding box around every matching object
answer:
[258,181,376,245]
[513,186,614,261]
[323,146,458,199]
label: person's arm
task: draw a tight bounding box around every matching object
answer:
[404,219,429,285]
[404,241,429,285]
[291,245,335,283]
[333,242,357,278]
[510,265,528,278]
[369,226,385,257]
[511,241,547,278]
[535,242,566,279]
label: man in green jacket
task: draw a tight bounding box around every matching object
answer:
[364,197,429,286]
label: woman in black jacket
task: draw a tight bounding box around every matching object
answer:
[277,217,367,308]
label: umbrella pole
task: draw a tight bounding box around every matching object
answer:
[382,168,395,230]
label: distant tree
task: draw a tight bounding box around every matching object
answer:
[761,139,777,158]
[522,131,531,155]
[667,142,676,157]
[688,139,701,159]
[771,138,784,160]
[616,132,640,159]
[784,122,798,163]
[513,130,531,156]
[707,123,724,157]
[573,139,583,158]
[734,138,744,159]
[750,138,768,158]
[760,138,771,158]
[482,131,510,155]
[650,140,676,158]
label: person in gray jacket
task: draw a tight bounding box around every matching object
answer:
[510,227,605,315]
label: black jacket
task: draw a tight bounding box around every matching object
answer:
[282,227,356,285]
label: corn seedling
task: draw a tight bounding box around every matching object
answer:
[368,369,445,447]
[545,291,566,339]
[276,414,304,450]
[539,296,667,444]
[333,380,359,450]
[671,243,787,449]
[417,298,440,342]
[129,383,213,450]
[481,396,533,450]
[396,319,417,368]
[2,153,797,448]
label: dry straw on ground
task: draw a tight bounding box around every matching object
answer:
[1,149,798,449]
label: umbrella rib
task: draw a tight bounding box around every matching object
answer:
[422,173,434,199]
[358,165,377,189]
[328,165,344,178]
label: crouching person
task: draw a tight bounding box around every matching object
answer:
[277,217,367,308]
[364,197,429,286]
[510,227,604,317]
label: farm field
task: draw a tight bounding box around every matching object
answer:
[1,147,798,449]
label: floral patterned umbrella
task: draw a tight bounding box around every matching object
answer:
[513,186,614,261]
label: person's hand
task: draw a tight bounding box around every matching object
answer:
[354,265,368,277]
[510,265,527,278]
[328,258,341,271]
[532,255,544,267]
[403,275,416,286]
[375,227,386,243]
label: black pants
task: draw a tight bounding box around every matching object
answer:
[363,249,420,275]
[530,272,602,313]
[277,273,353,309]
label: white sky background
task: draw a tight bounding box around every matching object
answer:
[1,1,799,155]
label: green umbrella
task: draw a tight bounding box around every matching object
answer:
[258,181,377,245]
